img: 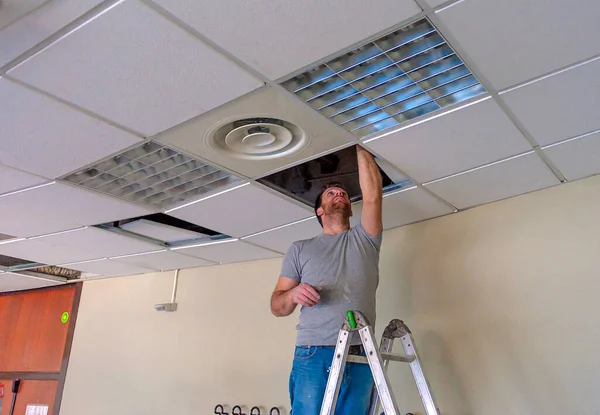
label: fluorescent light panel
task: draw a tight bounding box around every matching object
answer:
[61,141,243,210]
[281,18,486,137]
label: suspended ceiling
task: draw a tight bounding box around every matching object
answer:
[1,0,599,290]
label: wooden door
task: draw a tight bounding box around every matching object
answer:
[0,284,82,415]
[0,379,57,415]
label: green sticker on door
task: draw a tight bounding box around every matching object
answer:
[61,312,69,324]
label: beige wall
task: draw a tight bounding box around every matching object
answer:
[60,175,600,415]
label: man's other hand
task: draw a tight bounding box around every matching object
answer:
[290,283,321,307]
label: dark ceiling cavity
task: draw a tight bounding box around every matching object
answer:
[258,146,410,207]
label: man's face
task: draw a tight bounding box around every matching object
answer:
[318,187,352,218]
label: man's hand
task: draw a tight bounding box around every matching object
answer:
[271,277,321,316]
[290,283,321,307]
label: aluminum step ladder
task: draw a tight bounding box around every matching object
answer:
[319,311,441,415]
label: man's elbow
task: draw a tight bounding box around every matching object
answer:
[271,308,289,317]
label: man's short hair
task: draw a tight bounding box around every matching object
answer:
[314,182,346,227]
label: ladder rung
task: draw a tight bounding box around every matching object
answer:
[347,352,415,364]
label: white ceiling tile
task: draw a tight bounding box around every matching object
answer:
[174,240,281,264]
[0,182,153,226]
[0,272,64,292]
[167,184,312,237]
[8,0,262,136]
[36,227,162,259]
[62,259,156,278]
[0,165,47,195]
[423,0,448,7]
[0,0,47,30]
[425,153,560,209]
[0,205,77,238]
[157,86,355,179]
[0,78,141,178]
[350,187,453,229]
[115,250,215,271]
[501,58,600,146]
[543,132,600,182]
[243,218,322,254]
[152,0,422,80]
[436,0,600,90]
[365,98,532,182]
[0,0,103,67]
[0,239,99,265]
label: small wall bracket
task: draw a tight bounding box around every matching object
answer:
[154,269,179,312]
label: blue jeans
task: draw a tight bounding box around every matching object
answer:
[289,346,374,415]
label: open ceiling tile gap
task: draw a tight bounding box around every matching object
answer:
[257,145,414,208]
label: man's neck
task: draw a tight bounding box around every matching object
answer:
[322,215,351,235]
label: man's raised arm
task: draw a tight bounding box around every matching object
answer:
[357,145,383,237]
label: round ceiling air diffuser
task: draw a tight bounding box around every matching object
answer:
[207,117,309,160]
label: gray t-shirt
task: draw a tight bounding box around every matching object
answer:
[279,222,382,346]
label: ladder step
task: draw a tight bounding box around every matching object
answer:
[347,352,415,364]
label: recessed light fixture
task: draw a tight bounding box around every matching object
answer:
[281,18,486,137]
[61,141,242,210]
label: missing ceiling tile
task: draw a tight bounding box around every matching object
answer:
[281,18,486,137]
[61,141,243,210]
[0,254,33,268]
[27,266,81,280]
[0,254,81,279]
[96,213,230,247]
[257,146,413,206]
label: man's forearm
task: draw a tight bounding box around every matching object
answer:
[357,146,382,201]
[271,289,297,317]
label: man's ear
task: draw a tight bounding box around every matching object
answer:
[316,206,324,217]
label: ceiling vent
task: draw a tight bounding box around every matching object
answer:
[281,18,486,137]
[156,87,355,180]
[61,141,242,211]
[207,117,309,160]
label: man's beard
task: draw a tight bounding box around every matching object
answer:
[325,201,351,218]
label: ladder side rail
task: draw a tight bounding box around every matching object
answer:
[319,328,352,415]
[400,331,441,415]
[358,325,401,415]
[368,336,394,415]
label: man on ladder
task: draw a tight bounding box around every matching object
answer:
[270,144,383,415]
